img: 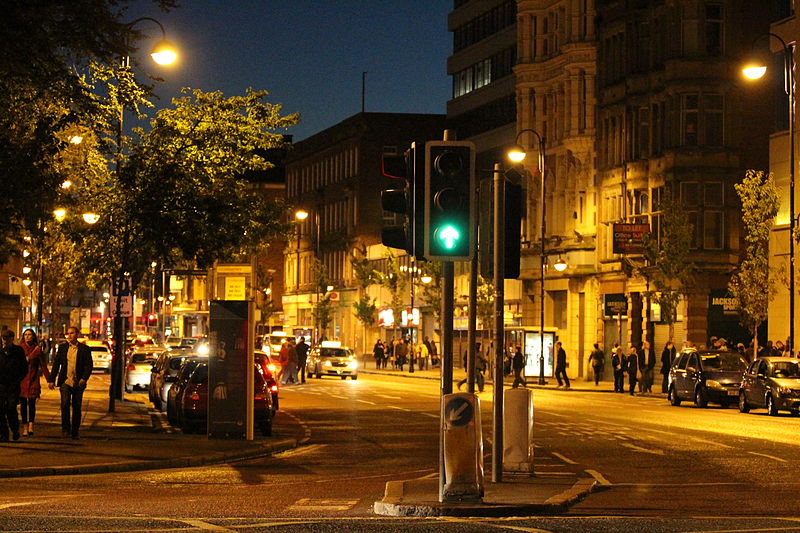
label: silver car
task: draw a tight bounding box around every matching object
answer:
[306,345,359,380]
[739,357,800,415]
[125,350,161,392]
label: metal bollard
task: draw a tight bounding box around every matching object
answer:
[503,387,534,473]
[441,392,484,502]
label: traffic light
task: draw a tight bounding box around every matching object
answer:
[424,141,475,260]
[381,143,424,257]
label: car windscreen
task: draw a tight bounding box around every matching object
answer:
[269,335,290,345]
[319,348,349,358]
[190,364,208,384]
[701,352,746,372]
[89,346,108,353]
[771,361,800,378]
[131,353,152,363]
[168,357,187,371]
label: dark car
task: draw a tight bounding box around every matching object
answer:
[166,357,206,426]
[668,349,747,407]
[254,350,280,415]
[739,357,800,416]
[149,348,194,411]
[177,361,274,436]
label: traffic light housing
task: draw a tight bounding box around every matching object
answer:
[424,141,475,261]
[381,143,424,257]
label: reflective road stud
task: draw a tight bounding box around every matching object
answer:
[441,393,484,502]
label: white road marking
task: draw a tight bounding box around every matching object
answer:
[287,498,359,511]
[356,399,377,405]
[620,442,665,455]
[181,518,237,531]
[0,501,40,510]
[273,444,326,458]
[421,413,440,418]
[585,469,612,486]
[747,451,788,463]
[552,452,577,464]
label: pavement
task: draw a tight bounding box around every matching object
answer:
[0,380,297,478]
[363,363,612,516]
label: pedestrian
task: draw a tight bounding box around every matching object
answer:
[588,343,604,386]
[554,341,570,389]
[640,340,655,393]
[0,330,27,442]
[511,345,526,388]
[296,336,309,383]
[475,349,487,392]
[47,326,92,439]
[612,346,624,393]
[372,339,384,369]
[624,345,639,396]
[277,340,289,384]
[18,328,50,437]
[457,342,481,391]
[395,338,407,372]
[424,337,437,367]
[660,340,676,393]
[415,338,429,370]
[284,339,298,385]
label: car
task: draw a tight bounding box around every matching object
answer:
[85,340,112,373]
[668,349,748,407]
[254,350,280,415]
[149,348,195,411]
[125,350,163,392]
[166,356,206,426]
[164,336,183,349]
[306,343,358,380]
[739,357,800,416]
[177,361,274,436]
[263,331,294,358]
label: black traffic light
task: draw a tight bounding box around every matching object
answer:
[424,141,475,261]
[381,143,424,257]
[479,171,522,279]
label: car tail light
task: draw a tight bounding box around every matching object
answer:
[255,394,266,400]
[127,364,136,371]
[270,385,278,392]
[188,391,201,401]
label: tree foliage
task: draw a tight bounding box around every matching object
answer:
[376,250,407,329]
[350,244,378,328]
[312,259,333,335]
[417,261,442,322]
[729,170,780,352]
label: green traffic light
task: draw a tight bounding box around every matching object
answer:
[436,224,461,250]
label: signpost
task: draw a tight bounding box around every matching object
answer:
[109,277,133,318]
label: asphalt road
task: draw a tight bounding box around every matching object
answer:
[2,373,800,532]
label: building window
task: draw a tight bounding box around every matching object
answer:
[551,290,567,329]
[704,182,723,205]
[703,211,724,249]
[704,94,724,145]
[681,94,699,146]
[688,211,701,249]
[681,182,700,207]
[705,4,723,56]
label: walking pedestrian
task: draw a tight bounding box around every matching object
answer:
[424,337,437,367]
[395,338,407,372]
[18,328,50,437]
[415,338,429,370]
[612,346,624,393]
[457,342,481,391]
[372,339,384,369]
[554,341,570,389]
[284,339,298,385]
[277,340,289,384]
[624,345,639,396]
[296,337,309,383]
[0,330,27,442]
[588,343,604,386]
[660,340,676,393]
[511,345,526,388]
[47,326,92,439]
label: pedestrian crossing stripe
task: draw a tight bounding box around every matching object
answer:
[287,498,359,511]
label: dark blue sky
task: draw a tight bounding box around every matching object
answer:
[128,1,453,140]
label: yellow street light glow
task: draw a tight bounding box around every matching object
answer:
[264,288,272,295]
[53,208,67,221]
[69,135,84,145]
[82,212,100,224]
[61,180,73,189]
[553,257,568,272]
[326,285,334,292]
[22,266,31,274]
[742,64,768,80]
[295,209,309,221]
[22,278,32,287]
[150,40,178,65]
[420,275,433,284]
[507,144,527,163]
[22,249,30,258]
[103,292,110,299]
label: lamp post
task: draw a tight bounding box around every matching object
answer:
[743,33,795,350]
[109,17,177,413]
[295,209,309,333]
[508,128,547,385]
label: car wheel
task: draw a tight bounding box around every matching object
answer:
[351,375,358,380]
[669,385,681,406]
[767,394,779,416]
[340,376,347,380]
[738,391,750,413]
[694,387,708,408]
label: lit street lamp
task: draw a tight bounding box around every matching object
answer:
[743,33,795,350]
[508,128,547,385]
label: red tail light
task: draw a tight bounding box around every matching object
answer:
[188,391,201,401]
[254,395,266,400]
[127,364,136,371]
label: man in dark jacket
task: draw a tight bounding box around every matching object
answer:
[296,337,310,383]
[511,346,526,388]
[554,341,570,389]
[0,330,28,441]
[660,340,676,393]
[47,326,93,439]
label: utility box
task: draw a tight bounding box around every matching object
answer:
[503,387,535,473]
[441,393,484,502]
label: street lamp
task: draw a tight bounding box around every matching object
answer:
[507,128,548,385]
[743,33,795,350]
[294,209,309,338]
[553,256,568,272]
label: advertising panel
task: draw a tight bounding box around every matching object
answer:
[612,223,650,254]
[523,331,556,377]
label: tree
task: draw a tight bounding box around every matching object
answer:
[417,261,442,323]
[312,259,334,338]
[350,244,378,354]
[476,276,495,343]
[377,250,407,333]
[729,170,780,358]
[641,190,694,339]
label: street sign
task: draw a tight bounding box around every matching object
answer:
[612,223,650,254]
[444,396,473,427]
[110,277,133,318]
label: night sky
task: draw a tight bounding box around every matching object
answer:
[127,0,453,140]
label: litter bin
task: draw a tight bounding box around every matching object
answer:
[441,392,484,502]
[503,387,534,473]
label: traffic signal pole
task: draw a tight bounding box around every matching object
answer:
[439,259,454,501]
[492,164,505,483]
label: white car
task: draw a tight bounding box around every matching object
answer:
[85,340,112,373]
[125,348,163,392]
[306,343,358,380]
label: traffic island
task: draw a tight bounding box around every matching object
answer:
[373,475,597,517]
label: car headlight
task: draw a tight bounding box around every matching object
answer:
[267,363,277,373]
[324,360,332,367]
[349,361,358,369]
[705,380,724,390]
[778,385,793,395]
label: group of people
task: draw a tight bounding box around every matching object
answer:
[372,336,438,371]
[276,336,309,385]
[0,325,91,441]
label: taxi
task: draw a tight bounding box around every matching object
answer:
[305,341,358,380]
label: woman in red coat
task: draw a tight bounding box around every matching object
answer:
[18,328,50,437]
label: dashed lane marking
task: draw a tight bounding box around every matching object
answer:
[181,518,236,531]
[552,452,577,464]
[281,410,312,444]
[421,413,439,418]
[747,451,788,463]
[355,399,377,405]
[287,498,359,512]
[585,469,612,486]
[620,442,665,455]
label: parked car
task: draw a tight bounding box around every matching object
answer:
[166,357,206,426]
[177,361,274,436]
[164,336,183,349]
[739,357,800,415]
[668,349,747,407]
[125,350,162,392]
[306,343,358,380]
[149,348,195,411]
[85,340,112,373]
[254,350,280,414]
